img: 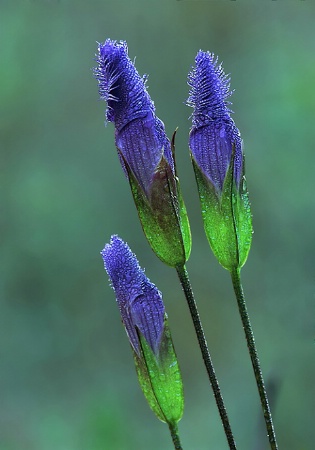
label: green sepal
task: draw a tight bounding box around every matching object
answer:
[133,315,184,424]
[120,134,191,267]
[192,149,252,271]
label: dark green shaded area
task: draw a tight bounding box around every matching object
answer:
[1,1,315,449]
[127,153,191,267]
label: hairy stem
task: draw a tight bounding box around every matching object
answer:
[230,267,278,450]
[168,421,183,450]
[176,264,237,450]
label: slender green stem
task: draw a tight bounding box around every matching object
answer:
[230,267,278,450]
[168,421,183,450]
[176,264,237,450]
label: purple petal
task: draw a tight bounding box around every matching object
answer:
[101,235,165,356]
[187,51,243,191]
[115,111,172,195]
[94,39,174,195]
[129,284,165,356]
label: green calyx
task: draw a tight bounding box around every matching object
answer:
[133,316,184,425]
[193,149,252,271]
[122,135,191,267]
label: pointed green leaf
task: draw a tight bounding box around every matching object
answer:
[192,150,252,270]
[133,317,184,424]
[125,153,191,267]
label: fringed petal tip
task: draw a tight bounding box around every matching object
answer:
[187,50,234,128]
[93,40,128,123]
[101,235,142,286]
[93,39,154,127]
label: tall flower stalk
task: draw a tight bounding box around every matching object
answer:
[187,50,278,449]
[94,39,236,448]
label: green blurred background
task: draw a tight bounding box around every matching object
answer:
[1,1,314,449]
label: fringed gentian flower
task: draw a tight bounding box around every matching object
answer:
[187,51,252,270]
[101,235,184,425]
[95,40,191,268]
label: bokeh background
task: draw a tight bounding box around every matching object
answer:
[1,1,315,449]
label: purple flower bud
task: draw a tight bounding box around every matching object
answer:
[187,51,243,194]
[94,39,174,197]
[101,235,165,357]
